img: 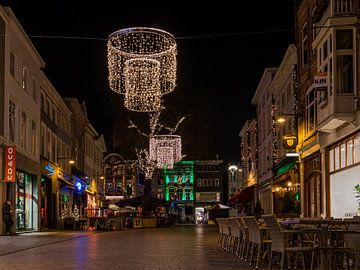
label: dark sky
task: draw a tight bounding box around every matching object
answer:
[2,1,295,163]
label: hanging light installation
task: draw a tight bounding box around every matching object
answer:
[149,135,182,169]
[107,27,177,112]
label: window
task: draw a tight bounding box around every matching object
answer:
[52,135,56,162]
[355,135,360,164]
[20,111,27,149]
[336,30,353,49]
[47,130,51,159]
[329,149,334,172]
[31,121,36,155]
[347,139,353,166]
[53,107,57,125]
[340,143,346,168]
[10,51,16,78]
[323,40,328,61]
[40,89,45,111]
[305,88,316,136]
[302,23,309,66]
[32,78,37,101]
[40,125,45,156]
[334,146,340,170]
[22,65,28,91]
[336,55,353,93]
[336,30,354,94]
[9,100,16,142]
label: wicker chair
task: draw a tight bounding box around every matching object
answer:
[330,221,360,269]
[242,216,272,269]
[228,217,241,254]
[262,214,315,270]
[235,217,248,259]
[216,218,224,249]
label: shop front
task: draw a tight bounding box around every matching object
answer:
[272,158,300,216]
[15,170,38,231]
[40,160,74,229]
[327,133,360,218]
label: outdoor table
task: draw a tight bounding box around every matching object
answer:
[279,218,360,270]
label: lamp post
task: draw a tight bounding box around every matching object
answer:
[228,165,238,181]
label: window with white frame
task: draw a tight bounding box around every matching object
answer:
[22,65,28,91]
[336,29,354,94]
[329,134,360,173]
[10,51,16,79]
[20,110,27,149]
[40,88,45,111]
[40,124,45,156]
[32,77,37,102]
[31,120,36,155]
[305,88,316,136]
[46,129,51,159]
[9,99,16,142]
[302,23,309,66]
[318,35,333,102]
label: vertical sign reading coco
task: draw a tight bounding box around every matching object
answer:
[4,146,16,182]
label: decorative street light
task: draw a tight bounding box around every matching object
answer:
[228,164,238,180]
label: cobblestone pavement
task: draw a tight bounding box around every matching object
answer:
[0,226,271,270]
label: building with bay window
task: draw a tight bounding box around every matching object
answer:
[295,0,360,218]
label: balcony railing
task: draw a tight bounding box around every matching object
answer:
[333,0,355,15]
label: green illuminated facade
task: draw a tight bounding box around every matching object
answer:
[164,161,194,202]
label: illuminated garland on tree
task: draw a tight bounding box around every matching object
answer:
[149,135,182,169]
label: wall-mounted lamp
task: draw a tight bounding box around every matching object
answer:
[57,157,75,164]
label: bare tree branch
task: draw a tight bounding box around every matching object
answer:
[128,119,149,138]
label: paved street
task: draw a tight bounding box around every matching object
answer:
[0,225,267,270]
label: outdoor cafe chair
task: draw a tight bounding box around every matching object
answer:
[235,217,248,260]
[227,217,241,254]
[262,214,315,270]
[242,216,272,269]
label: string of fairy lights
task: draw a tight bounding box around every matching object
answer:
[108,27,182,177]
[107,27,177,112]
[149,135,182,169]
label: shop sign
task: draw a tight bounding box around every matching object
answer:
[44,162,55,176]
[4,146,16,182]
[314,72,327,88]
[282,135,297,150]
[276,159,296,176]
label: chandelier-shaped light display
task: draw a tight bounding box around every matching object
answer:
[124,58,162,111]
[149,135,182,169]
[107,27,177,111]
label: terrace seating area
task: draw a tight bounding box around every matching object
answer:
[216,215,360,269]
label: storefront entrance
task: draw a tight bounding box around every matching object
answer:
[16,171,37,231]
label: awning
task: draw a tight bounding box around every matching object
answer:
[209,203,231,210]
[228,185,255,206]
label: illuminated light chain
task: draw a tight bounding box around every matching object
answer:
[271,95,279,165]
[136,148,156,180]
[149,135,182,169]
[124,58,162,112]
[107,27,177,98]
[292,65,299,136]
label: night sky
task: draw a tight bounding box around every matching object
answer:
[2,1,295,163]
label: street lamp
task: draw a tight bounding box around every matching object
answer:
[57,157,75,164]
[276,113,297,124]
[228,165,238,181]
